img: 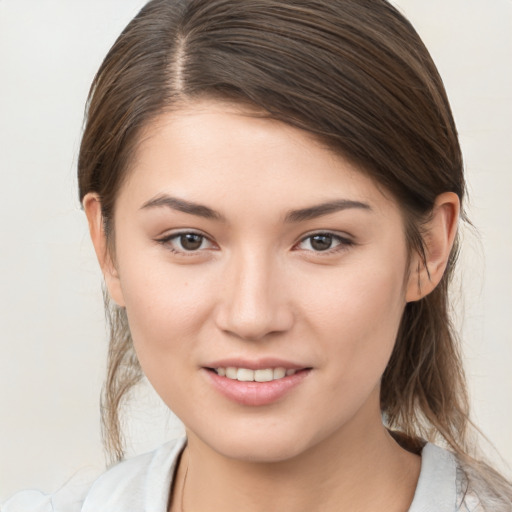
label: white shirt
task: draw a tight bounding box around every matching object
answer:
[1,437,485,511]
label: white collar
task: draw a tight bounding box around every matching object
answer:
[408,443,457,512]
[82,438,457,511]
[82,436,186,511]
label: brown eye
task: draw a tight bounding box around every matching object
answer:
[179,233,204,251]
[296,232,353,254]
[310,234,334,251]
[157,230,216,255]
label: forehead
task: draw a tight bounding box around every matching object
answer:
[119,100,399,220]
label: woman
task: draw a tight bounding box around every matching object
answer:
[3,0,511,510]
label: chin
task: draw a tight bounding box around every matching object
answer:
[219,438,311,463]
[189,420,327,464]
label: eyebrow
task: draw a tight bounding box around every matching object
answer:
[284,199,372,223]
[140,195,226,221]
[140,194,371,223]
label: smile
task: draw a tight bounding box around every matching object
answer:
[214,367,298,382]
[205,366,312,406]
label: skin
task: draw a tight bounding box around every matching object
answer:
[84,100,459,512]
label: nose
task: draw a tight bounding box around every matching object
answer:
[214,251,294,341]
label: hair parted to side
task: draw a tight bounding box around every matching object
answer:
[78,0,511,504]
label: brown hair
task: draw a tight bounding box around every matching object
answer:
[78,0,510,503]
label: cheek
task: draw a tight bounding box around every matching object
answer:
[116,250,216,368]
[287,259,407,438]
[298,255,407,380]
[119,265,218,414]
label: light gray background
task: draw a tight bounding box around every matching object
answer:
[0,0,511,500]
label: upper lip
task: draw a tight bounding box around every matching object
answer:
[203,358,310,370]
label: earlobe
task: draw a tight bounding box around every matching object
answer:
[83,193,126,307]
[405,192,460,302]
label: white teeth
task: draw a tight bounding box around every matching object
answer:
[215,366,298,382]
[226,367,237,379]
[237,368,254,381]
[254,369,273,382]
[273,367,286,379]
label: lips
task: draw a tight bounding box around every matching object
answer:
[202,359,311,406]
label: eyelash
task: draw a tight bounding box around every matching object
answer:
[156,231,217,256]
[294,232,354,255]
[156,230,354,256]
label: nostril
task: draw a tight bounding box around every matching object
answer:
[215,306,294,342]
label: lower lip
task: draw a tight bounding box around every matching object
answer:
[204,368,311,406]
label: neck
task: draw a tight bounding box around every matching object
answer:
[171,407,420,512]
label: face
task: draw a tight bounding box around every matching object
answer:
[104,100,416,462]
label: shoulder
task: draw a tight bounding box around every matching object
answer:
[81,436,185,511]
[1,437,186,512]
[409,442,511,512]
[1,480,89,512]
[456,457,512,512]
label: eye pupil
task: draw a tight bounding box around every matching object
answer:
[180,233,203,251]
[310,234,332,251]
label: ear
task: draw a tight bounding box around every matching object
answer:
[83,193,126,307]
[405,192,460,302]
